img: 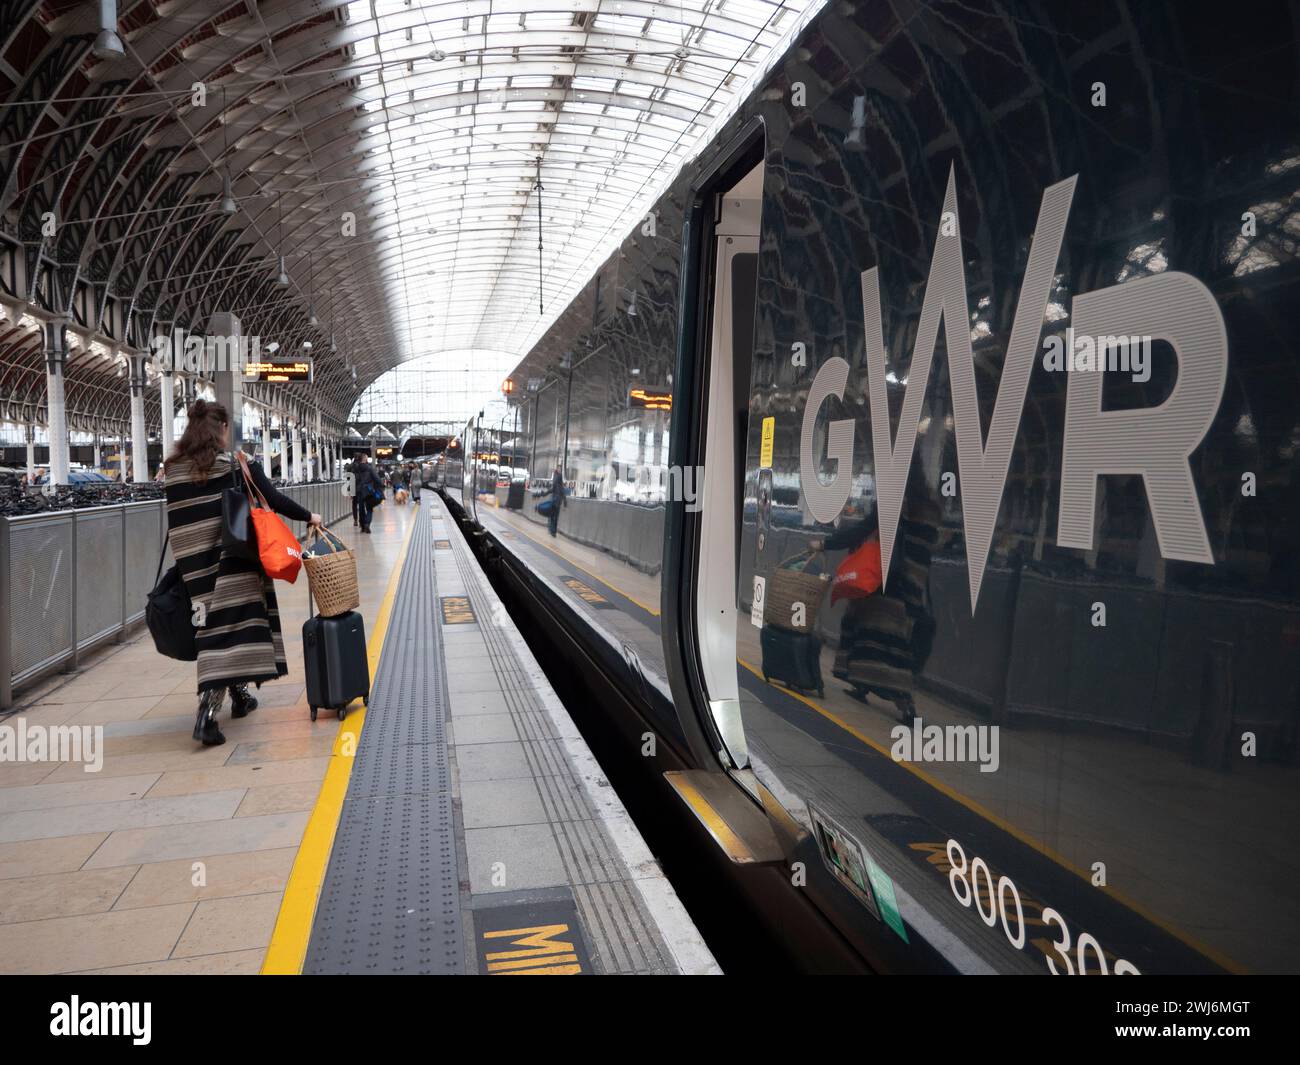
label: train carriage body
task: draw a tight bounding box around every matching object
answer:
[448,0,1300,974]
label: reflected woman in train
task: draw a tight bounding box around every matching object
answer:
[811,498,937,724]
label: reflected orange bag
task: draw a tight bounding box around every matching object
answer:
[237,453,304,583]
[831,536,882,605]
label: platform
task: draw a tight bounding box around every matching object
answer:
[0,500,412,973]
[286,495,713,974]
[0,494,713,975]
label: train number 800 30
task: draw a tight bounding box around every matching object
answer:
[946,839,1140,975]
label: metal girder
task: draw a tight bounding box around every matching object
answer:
[0,0,388,428]
[0,32,96,221]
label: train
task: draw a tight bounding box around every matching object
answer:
[442,0,1299,974]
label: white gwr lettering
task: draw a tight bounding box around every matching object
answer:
[800,165,1228,613]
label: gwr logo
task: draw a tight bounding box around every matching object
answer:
[482,924,583,975]
[800,165,1228,613]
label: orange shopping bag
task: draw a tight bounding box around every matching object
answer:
[831,535,882,605]
[237,453,304,582]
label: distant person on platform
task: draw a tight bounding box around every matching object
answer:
[353,453,381,535]
[548,464,565,537]
[347,457,360,527]
[409,463,422,504]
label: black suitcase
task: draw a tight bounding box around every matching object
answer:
[302,609,370,721]
[760,625,824,697]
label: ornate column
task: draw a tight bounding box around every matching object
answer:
[128,351,149,482]
[43,318,70,485]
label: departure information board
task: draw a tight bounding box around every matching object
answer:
[628,387,671,410]
[244,359,313,383]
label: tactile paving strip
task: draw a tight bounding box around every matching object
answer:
[304,501,464,974]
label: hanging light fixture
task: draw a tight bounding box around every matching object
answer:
[220,87,237,214]
[276,197,289,287]
[93,0,125,60]
[534,156,545,315]
[307,258,317,325]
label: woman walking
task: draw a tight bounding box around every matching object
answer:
[164,400,321,746]
[812,501,936,724]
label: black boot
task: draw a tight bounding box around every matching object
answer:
[193,689,226,746]
[229,683,259,719]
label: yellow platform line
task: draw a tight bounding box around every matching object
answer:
[261,511,417,975]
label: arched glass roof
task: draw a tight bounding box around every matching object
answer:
[349,348,517,426]
[350,0,824,364]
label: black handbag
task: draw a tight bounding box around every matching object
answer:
[146,540,198,661]
[221,453,257,559]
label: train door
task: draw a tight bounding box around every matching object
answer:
[665,142,764,786]
[463,416,478,521]
[696,174,761,769]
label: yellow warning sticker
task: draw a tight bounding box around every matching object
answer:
[440,596,476,625]
[760,416,775,469]
[483,925,583,975]
[475,898,592,975]
[561,576,611,608]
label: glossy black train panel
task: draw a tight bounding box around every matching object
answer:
[453,0,1299,974]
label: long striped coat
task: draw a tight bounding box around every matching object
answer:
[165,453,287,693]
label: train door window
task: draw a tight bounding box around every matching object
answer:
[694,159,763,770]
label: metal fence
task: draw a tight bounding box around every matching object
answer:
[0,480,352,709]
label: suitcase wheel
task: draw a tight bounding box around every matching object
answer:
[309,706,318,722]
[817,685,825,698]
[337,704,347,721]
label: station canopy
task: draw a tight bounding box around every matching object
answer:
[0,0,823,433]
